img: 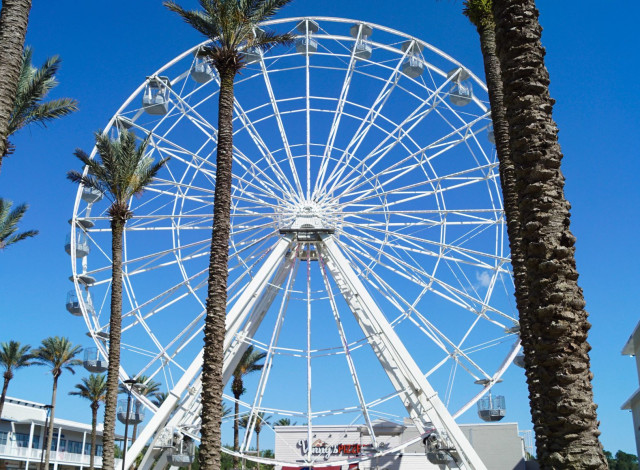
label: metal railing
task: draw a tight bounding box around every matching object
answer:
[0,444,122,468]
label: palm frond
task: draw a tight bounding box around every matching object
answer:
[69,131,169,219]
[7,48,78,138]
[0,199,38,249]
[247,0,294,24]
[164,1,223,39]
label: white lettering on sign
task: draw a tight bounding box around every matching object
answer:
[296,440,363,460]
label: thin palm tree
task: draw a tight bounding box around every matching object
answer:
[118,375,161,442]
[0,198,37,249]
[3,46,78,162]
[231,346,266,465]
[163,3,294,470]
[69,374,107,470]
[238,412,270,469]
[492,1,606,467]
[0,341,35,418]
[33,336,82,470]
[0,0,32,160]
[68,130,168,470]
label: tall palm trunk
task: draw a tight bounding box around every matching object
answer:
[102,219,126,470]
[43,374,60,470]
[0,371,12,418]
[256,431,260,470]
[200,66,235,470]
[90,402,98,470]
[0,0,32,167]
[232,390,240,468]
[469,5,536,407]
[492,1,606,468]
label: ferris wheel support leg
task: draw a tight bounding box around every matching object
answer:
[132,236,295,470]
[319,234,487,470]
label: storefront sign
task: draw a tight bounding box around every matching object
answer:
[297,439,362,460]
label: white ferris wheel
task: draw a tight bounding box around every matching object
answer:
[68,17,520,470]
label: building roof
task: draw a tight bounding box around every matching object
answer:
[622,320,640,356]
[2,396,123,439]
[622,386,640,410]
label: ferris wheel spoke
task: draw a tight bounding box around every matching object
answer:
[328,112,490,201]
[313,42,359,200]
[341,216,508,269]
[342,224,502,272]
[239,255,296,454]
[256,60,303,198]
[318,52,407,200]
[318,255,379,446]
[336,235,514,324]
[341,256,496,381]
[338,162,498,209]
[321,59,455,200]
[230,92,302,202]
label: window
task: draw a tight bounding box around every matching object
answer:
[0,431,7,446]
[85,443,103,457]
[51,438,66,452]
[67,440,83,454]
[15,433,31,448]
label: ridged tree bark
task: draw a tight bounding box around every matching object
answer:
[463,0,538,418]
[0,0,31,166]
[492,1,606,468]
[200,67,235,470]
[0,371,11,419]
[90,401,99,470]
[102,218,125,470]
[43,373,59,470]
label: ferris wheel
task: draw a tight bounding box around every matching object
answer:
[68,17,520,470]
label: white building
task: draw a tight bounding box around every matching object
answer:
[274,420,535,470]
[622,320,640,457]
[0,397,122,470]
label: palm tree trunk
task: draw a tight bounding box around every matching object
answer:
[473,9,537,407]
[200,66,236,470]
[492,1,606,468]
[233,393,240,468]
[90,403,98,470]
[102,219,126,470]
[44,374,59,470]
[0,0,32,167]
[0,372,12,419]
[256,431,260,470]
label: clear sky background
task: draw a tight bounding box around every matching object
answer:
[1,0,639,457]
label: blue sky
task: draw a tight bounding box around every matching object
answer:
[1,0,639,458]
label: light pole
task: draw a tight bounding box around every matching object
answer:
[39,404,53,470]
[121,379,139,470]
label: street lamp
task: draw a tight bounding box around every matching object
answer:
[39,404,53,470]
[121,379,141,470]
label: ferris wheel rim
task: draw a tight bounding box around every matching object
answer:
[69,15,519,468]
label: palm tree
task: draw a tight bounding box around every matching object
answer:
[0,0,32,160]
[33,337,82,470]
[273,418,295,427]
[118,375,161,442]
[231,346,266,465]
[69,374,107,470]
[68,130,168,470]
[238,412,270,469]
[3,47,78,163]
[492,1,607,468]
[152,392,169,408]
[163,3,293,470]
[0,198,37,249]
[461,0,538,433]
[0,341,35,418]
